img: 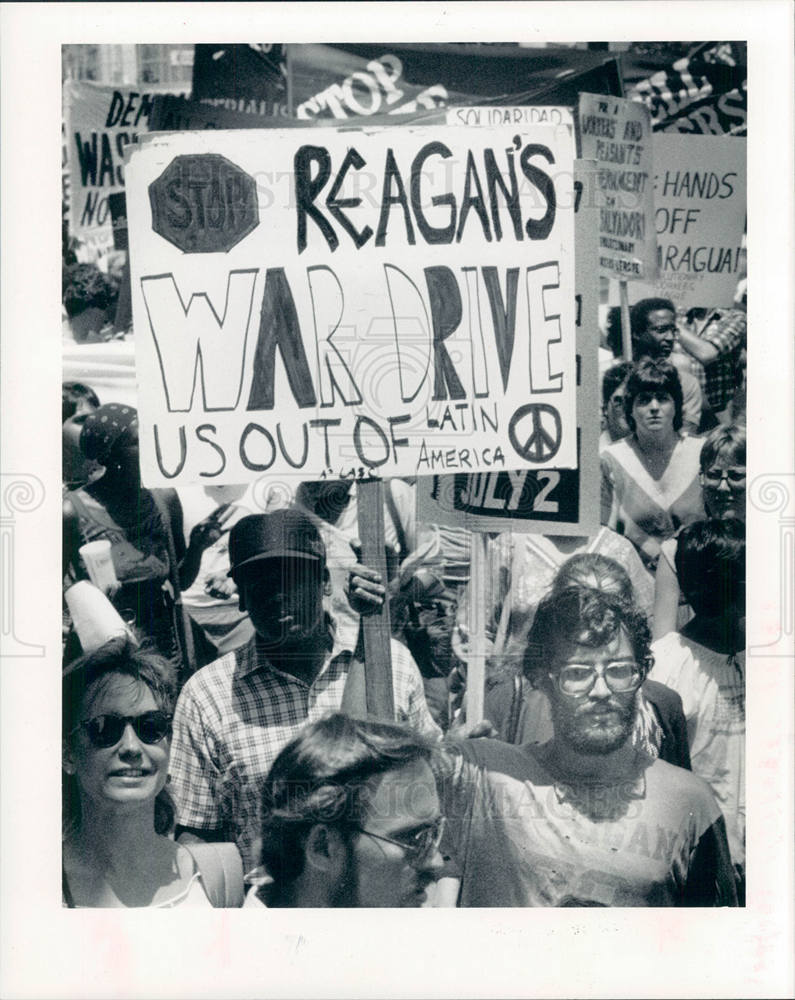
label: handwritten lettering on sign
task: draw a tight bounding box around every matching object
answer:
[415,158,601,537]
[126,126,577,486]
[629,135,746,309]
[578,94,658,282]
[65,81,183,256]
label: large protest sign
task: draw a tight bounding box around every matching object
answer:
[628,135,746,309]
[417,158,600,536]
[578,93,657,282]
[64,81,183,259]
[125,125,577,487]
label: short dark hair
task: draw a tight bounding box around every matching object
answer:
[522,587,652,688]
[602,362,634,409]
[630,297,676,339]
[258,714,434,886]
[700,423,746,473]
[62,382,100,424]
[623,358,684,433]
[675,518,745,618]
[62,637,177,836]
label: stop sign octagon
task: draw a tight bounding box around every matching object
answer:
[148,153,259,253]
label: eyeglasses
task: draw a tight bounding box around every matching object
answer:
[551,660,643,697]
[351,816,446,865]
[70,711,172,749]
[702,468,746,489]
[647,323,677,335]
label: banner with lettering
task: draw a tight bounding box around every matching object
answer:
[149,93,297,132]
[125,124,577,487]
[280,44,621,121]
[417,158,600,535]
[578,93,658,282]
[629,135,746,309]
[627,42,746,135]
[64,81,183,259]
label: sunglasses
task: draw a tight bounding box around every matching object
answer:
[70,711,172,749]
[351,816,446,865]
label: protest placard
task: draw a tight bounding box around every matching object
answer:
[64,81,182,259]
[628,134,746,308]
[125,124,577,487]
[578,92,657,282]
[417,158,600,536]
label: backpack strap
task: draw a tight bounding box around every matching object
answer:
[184,842,245,908]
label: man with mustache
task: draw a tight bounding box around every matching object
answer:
[244,714,444,907]
[434,586,737,906]
[168,509,440,874]
[630,297,703,434]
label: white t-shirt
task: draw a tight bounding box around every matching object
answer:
[650,631,745,866]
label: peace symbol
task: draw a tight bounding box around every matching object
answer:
[508,403,562,462]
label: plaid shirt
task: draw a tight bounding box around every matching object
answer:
[674,309,746,413]
[169,617,441,872]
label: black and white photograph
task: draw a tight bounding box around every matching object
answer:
[1,3,793,998]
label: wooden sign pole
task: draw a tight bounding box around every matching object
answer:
[619,279,634,362]
[465,530,488,726]
[356,478,395,720]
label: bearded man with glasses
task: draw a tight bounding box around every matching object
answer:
[433,586,738,907]
[245,714,444,908]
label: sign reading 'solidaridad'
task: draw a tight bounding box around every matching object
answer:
[125,125,577,487]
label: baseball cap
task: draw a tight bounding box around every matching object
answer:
[228,509,325,578]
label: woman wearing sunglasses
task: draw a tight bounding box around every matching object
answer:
[652,423,746,639]
[62,637,243,907]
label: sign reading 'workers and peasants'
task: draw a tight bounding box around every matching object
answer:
[125,126,577,487]
[578,93,657,282]
[630,135,746,309]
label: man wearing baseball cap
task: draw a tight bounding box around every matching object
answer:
[169,509,440,873]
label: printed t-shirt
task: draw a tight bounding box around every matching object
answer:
[434,737,736,907]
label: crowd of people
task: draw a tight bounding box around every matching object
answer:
[61,293,747,908]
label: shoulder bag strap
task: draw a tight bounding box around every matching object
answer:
[184,842,244,908]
